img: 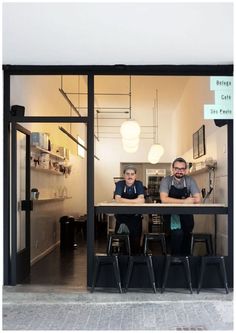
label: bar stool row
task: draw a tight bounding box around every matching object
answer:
[108,232,215,256]
[91,233,229,294]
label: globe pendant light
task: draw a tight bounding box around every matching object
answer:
[122,137,139,153]
[148,144,164,164]
[120,119,140,139]
[148,89,164,164]
[123,144,139,153]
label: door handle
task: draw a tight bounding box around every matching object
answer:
[21,200,33,211]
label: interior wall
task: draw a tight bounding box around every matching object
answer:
[11,75,87,263]
[172,77,215,156]
[183,125,228,255]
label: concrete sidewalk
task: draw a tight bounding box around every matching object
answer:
[2,285,234,330]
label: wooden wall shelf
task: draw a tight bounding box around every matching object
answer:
[33,197,72,203]
[31,145,65,161]
[31,166,64,175]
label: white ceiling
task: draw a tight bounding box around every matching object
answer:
[2,2,233,65]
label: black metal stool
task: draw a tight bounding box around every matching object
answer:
[190,233,213,255]
[125,255,157,293]
[143,233,167,255]
[161,255,193,293]
[107,233,131,255]
[91,254,122,293]
[197,256,229,294]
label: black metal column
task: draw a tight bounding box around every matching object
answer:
[11,122,17,285]
[87,74,94,287]
[227,120,233,286]
[3,70,11,285]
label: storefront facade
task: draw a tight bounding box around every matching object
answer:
[3,64,233,288]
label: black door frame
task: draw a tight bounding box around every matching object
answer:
[11,123,31,284]
[3,64,233,287]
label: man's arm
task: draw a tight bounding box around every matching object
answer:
[115,194,145,204]
[160,192,201,204]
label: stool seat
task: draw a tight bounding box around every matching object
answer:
[197,256,229,294]
[125,255,157,293]
[143,233,167,255]
[190,233,213,255]
[107,233,131,255]
[91,254,122,293]
[161,255,193,294]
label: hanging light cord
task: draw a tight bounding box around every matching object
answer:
[129,75,132,119]
[156,89,159,144]
[153,89,158,144]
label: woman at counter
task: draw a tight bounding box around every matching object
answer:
[160,157,201,255]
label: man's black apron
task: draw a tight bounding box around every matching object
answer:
[115,183,142,254]
[164,177,194,255]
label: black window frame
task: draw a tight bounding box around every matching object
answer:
[3,64,233,287]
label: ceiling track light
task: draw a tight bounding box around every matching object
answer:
[120,76,141,152]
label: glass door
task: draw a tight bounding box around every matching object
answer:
[11,123,31,284]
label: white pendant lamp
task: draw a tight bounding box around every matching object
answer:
[123,144,139,153]
[148,144,164,164]
[148,89,164,164]
[122,137,139,153]
[122,137,139,148]
[120,119,141,140]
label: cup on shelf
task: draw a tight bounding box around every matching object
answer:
[31,188,40,200]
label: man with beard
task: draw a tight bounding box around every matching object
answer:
[160,157,201,255]
[114,165,145,254]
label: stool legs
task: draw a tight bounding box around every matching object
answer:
[197,257,205,294]
[107,234,131,255]
[125,257,134,291]
[162,256,192,294]
[208,237,214,255]
[219,257,229,294]
[144,233,166,255]
[147,255,157,293]
[183,257,193,294]
[91,255,122,293]
[125,256,157,293]
[197,256,229,294]
[161,256,171,293]
[113,255,122,293]
[191,234,213,256]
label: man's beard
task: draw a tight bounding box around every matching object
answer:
[174,173,184,179]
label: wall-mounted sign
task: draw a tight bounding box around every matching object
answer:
[204,105,233,119]
[210,77,233,91]
[204,76,234,119]
[214,90,233,107]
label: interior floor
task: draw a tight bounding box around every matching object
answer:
[23,219,164,289]
[23,242,87,289]
[23,223,108,289]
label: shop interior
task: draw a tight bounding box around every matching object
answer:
[11,75,229,289]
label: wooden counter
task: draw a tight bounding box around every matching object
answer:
[95,202,228,215]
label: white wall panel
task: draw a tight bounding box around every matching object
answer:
[2,3,233,65]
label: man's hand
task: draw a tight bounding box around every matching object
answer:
[115,194,144,204]
[184,197,198,204]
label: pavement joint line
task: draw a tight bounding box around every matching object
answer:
[3,300,232,305]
